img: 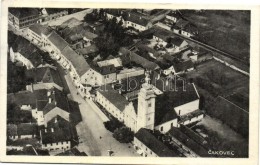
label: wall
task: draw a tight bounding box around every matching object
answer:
[96,91,124,121]
[174,99,200,116]
[26,83,63,92]
[155,22,171,31]
[166,15,177,23]
[134,137,157,157]
[42,140,71,151]
[44,107,70,126]
[117,68,144,80]
[32,109,44,125]
[155,118,178,134]
[124,102,137,132]
[180,114,204,126]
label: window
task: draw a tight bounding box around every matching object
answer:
[171,123,173,128]
[148,103,152,107]
[160,126,163,131]
[148,117,150,121]
[150,151,152,155]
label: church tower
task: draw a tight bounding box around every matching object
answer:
[137,71,156,131]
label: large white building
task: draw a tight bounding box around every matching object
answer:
[96,71,204,133]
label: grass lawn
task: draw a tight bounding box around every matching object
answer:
[191,116,248,157]
[181,10,250,63]
[185,59,249,110]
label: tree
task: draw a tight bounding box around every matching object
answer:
[113,126,134,143]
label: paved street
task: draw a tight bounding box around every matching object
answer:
[64,73,139,157]
[41,9,93,27]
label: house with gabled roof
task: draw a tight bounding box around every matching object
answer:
[134,128,181,157]
[167,127,209,157]
[125,12,153,32]
[96,71,203,134]
[8,8,40,29]
[172,18,198,38]
[166,11,182,23]
[7,123,38,140]
[25,66,63,91]
[9,36,44,69]
[41,8,68,22]
[27,24,52,45]
[7,88,77,126]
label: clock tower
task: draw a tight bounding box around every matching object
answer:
[137,71,156,131]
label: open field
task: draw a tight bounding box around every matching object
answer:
[191,116,248,157]
[181,10,250,63]
[186,59,249,100]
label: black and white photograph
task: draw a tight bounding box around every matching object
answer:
[1,1,259,164]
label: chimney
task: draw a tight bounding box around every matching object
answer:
[45,129,47,133]
[49,97,52,103]
[166,79,169,86]
[157,73,160,80]
[140,16,141,19]
[119,89,122,94]
[51,128,54,132]
[31,83,34,92]
[47,91,51,97]
[54,117,57,123]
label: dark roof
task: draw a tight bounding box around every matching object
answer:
[153,28,172,42]
[174,19,190,29]
[154,93,179,126]
[126,12,150,27]
[45,8,67,15]
[135,128,180,157]
[167,11,182,19]
[25,67,63,87]
[170,37,185,47]
[173,60,194,73]
[76,45,99,55]
[29,24,52,36]
[91,65,117,75]
[119,47,159,70]
[105,9,123,17]
[39,88,71,115]
[179,124,208,147]
[155,83,199,109]
[17,123,37,136]
[11,36,43,67]
[9,8,39,19]
[61,46,90,76]
[57,148,87,156]
[168,127,209,156]
[41,128,72,144]
[8,89,48,108]
[98,84,129,111]
[7,124,18,136]
[47,31,68,51]
[8,88,72,115]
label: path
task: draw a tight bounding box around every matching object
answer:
[64,74,139,157]
[41,9,93,27]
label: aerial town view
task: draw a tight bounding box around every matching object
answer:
[6,8,250,157]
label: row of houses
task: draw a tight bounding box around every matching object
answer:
[156,11,198,38]
[7,84,80,153]
[8,8,69,29]
[105,9,153,32]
